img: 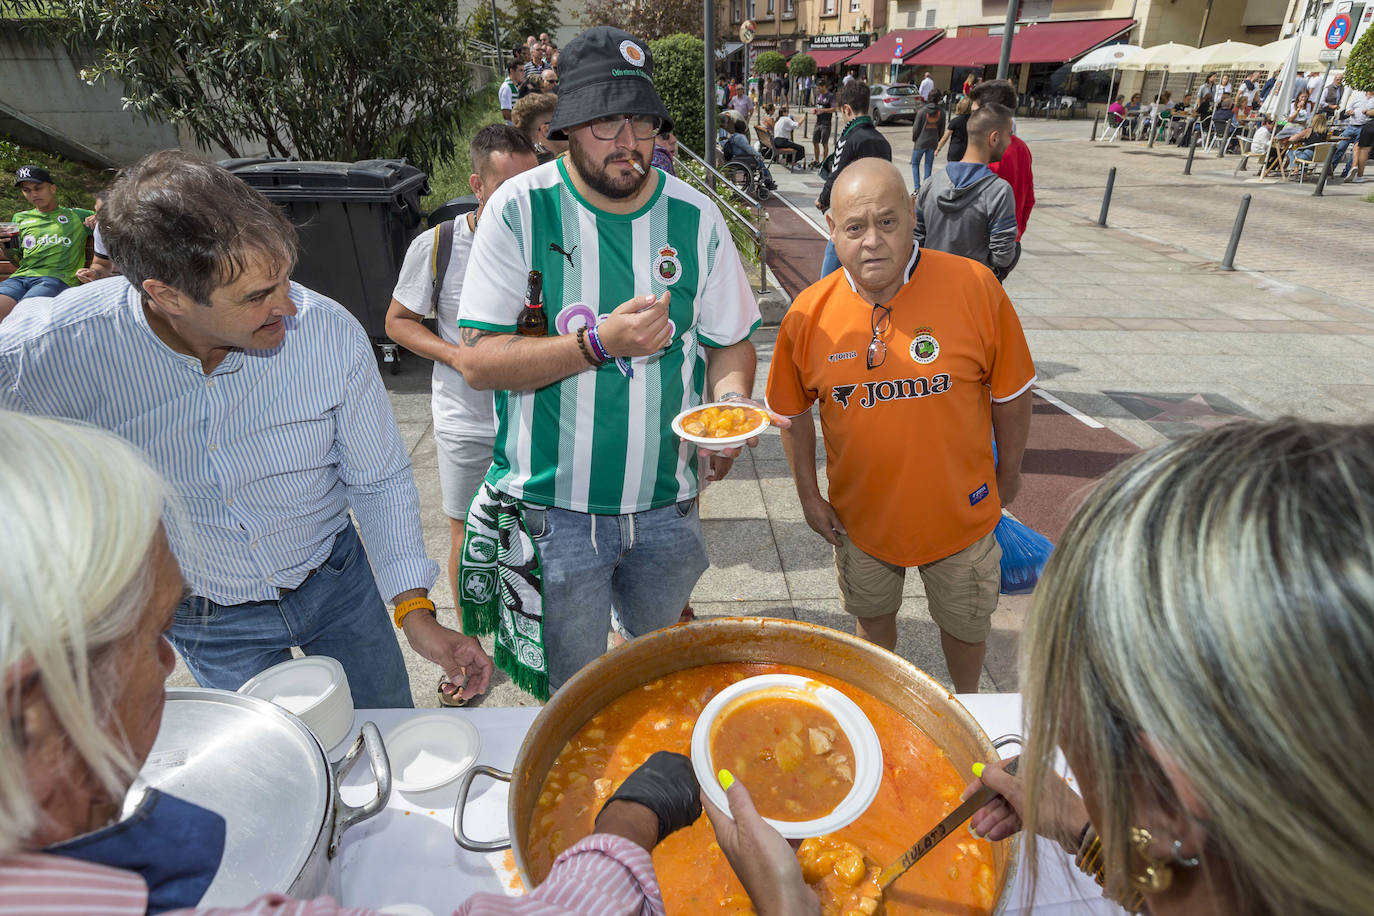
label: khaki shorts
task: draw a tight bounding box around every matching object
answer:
[834,531,1001,643]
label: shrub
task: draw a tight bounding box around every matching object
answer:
[753,50,786,75]
[789,52,818,79]
[1347,22,1374,92]
[650,33,707,157]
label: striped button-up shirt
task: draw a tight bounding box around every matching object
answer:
[0,278,437,605]
[0,835,663,915]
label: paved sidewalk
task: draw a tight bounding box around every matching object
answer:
[168,122,1374,707]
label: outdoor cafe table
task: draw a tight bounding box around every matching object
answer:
[333,697,1125,914]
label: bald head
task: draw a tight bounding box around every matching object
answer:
[828,159,915,302]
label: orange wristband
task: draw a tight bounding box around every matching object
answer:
[393,596,436,629]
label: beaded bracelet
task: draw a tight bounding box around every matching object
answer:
[587,326,611,364]
[576,327,603,366]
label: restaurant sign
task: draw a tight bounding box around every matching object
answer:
[808,33,870,49]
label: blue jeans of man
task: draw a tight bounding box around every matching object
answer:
[0,275,70,302]
[170,523,413,708]
[911,147,935,189]
[821,239,841,278]
[1334,124,1362,176]
[522,498,709,689]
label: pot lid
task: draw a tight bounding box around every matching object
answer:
[136,688,331,905]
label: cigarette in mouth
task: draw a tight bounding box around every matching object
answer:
[630,160,646,175]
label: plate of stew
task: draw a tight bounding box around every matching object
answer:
[691,674,882,838]
[672,401,771,451]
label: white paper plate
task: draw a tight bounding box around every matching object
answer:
[691,674,883,839]
[238,656,353,751]
[383,712,482,793]
[672,401,772,452]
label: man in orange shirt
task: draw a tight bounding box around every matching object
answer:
[766,159,1035,693]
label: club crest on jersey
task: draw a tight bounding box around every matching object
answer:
[620,40,646,67]
[909,327,939,364]
[56,213,69,224]
[654,245,682,285]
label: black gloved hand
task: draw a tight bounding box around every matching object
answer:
[597,750,702,844]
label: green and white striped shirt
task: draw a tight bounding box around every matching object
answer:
[458,159,760,515]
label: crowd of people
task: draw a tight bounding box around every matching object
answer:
[2,20,1371,916]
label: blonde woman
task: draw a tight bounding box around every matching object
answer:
[967,419,1374,915]
[0,411,706,914]
[935,96,973,163]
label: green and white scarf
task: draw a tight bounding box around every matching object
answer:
[459,483,548,700]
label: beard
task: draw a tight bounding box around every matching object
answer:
[569,139,650,200]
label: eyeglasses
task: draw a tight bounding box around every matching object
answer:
[546,78,559,84]
[866,303,891,370]
[588,114,662,141]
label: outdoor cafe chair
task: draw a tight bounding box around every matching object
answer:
[1232,134,1272,176]
[1290,142,1335,184]
[1099,111,1127,143]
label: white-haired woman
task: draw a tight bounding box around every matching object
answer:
[0,411,704,914]
[965,419,1374,915]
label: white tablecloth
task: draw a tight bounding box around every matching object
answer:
[334,697,1122,914]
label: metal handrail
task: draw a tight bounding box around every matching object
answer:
[674,141,768,292]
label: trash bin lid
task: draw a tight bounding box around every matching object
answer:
[223,158,428,201]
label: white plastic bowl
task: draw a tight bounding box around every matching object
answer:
[692,674,883,839]
[672,401,772,452]
[237,656,354,752]
[383,712,481,793]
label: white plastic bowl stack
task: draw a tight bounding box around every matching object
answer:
[237,656,355,753]
[691,673,883,839]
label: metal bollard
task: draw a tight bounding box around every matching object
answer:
[1313,155,1333,197]
[1098,167,1117,228]
[1148,118,1158,149]
[1090,114,1099,142]
[1184,130,1199,175]
[1220,194,1251,271]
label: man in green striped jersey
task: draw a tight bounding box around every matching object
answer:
[457,26,781,694]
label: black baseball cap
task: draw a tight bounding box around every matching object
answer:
[14,165,55,187]
[548,26,672,141]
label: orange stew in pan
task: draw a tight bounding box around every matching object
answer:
[709,692,855,821]
[526,663,997,916]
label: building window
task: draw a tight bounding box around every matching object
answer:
[925,8,936,26]
[784,0,795,18]
[733,0,741,22]
[850,0,860,11]
[765,0,773,17]
[822,0,836,15]
[747,0,755,18]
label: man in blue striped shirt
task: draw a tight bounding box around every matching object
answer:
[0,150,493,709]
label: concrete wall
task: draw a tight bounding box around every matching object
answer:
[0,24,183,166]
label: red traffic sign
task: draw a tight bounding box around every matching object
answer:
[1326,13,1351,48]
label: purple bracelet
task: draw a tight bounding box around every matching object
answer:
[587,326,610,363]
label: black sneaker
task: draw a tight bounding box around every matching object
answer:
[764,179,778,190]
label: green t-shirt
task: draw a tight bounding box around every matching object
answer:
[9,206,94,287]
[457,159,761,515]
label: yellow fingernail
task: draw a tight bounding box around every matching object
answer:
[971,762,985,779]
[718,769,735,790]
[968,823,983,840]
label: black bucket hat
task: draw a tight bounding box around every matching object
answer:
[548,26,673,141]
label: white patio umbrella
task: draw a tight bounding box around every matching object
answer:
[1260,33,1303,124]
[1116,42,1197,72]
[1071,44,1144,72]
[1235,34,1348,72]
[1170,40,1263,73]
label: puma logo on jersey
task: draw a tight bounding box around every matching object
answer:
[831,375,951,409]
[550,243,577,267]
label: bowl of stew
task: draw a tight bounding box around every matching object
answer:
[691,674,883,839]
[672,401,771,451]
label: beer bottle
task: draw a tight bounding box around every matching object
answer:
[516,269,547,337]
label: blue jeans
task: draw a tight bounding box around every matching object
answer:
[911,147,935,189]
[170,523,413,708]
[821,239,841,278]
[523,499,709,688]
[0,275,70,301]
[1334,124,1361,175]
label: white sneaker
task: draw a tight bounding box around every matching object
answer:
[1353,176,1368,183]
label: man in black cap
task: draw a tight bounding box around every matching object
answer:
[456,26,781,696]
[1,166,94,322]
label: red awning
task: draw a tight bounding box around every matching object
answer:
[802,47,865,69]
[905,35,1004,67]
[1007,18,1135,64]
[845,29,944,66]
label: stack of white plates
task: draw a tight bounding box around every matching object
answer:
[237,656,354,752]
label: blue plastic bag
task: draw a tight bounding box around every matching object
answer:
[994,511,1054,595]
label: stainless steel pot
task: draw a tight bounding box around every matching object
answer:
[453,618,1017,909]
[133,688,391,906]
